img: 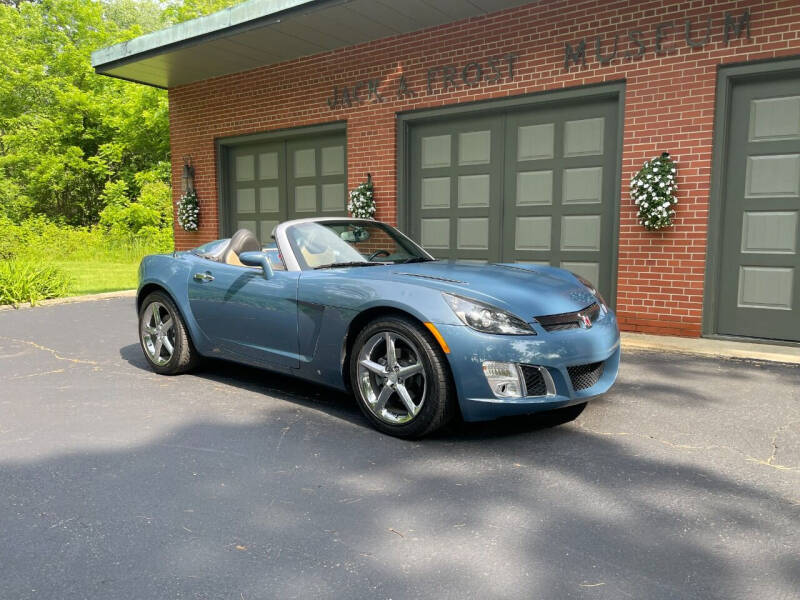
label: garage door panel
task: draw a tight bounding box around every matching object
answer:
[560,261,600,288]
[563,167,603,204]
[716,74,800,341]
[748,95,800,141]
[226,131,346,240]
[410,117,503,261]
[516,170,553,205]
[409,99,617,294]
[503,98,617,300]
[741,211,798,254]
[517,123,555,161]
[744,154,800,198]
[236,188,256,213]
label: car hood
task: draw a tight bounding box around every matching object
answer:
[375,261,598,320]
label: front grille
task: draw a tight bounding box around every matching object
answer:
[567,361,604,391]
[535,303,601,332]
[519,365,548,396]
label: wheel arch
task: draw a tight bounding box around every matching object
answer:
[137,282,172,313]
[137,282,204,353]
[340,306,453,394]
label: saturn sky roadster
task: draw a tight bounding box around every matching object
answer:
[137,217,620,438]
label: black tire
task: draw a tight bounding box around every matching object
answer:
[138,291,199,375]
[538,401,587,427]
[349,315,455,438]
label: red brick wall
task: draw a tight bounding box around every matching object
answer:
[168,0,800,337]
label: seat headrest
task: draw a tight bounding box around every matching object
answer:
[227,228,261,256]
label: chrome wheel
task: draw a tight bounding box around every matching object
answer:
[356,331,427,424]
[140,301,175,366]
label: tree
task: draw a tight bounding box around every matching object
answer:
[0,0,243,226]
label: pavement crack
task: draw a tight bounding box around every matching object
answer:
[575,421,799,473]
[763,420,800,468]
[0,336,98,365]
[0,368,66,382]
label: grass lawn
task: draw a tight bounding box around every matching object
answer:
[55,260,139,296]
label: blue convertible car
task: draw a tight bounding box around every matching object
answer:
[137,217,619,438]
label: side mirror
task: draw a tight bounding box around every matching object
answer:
[238,251,274,279]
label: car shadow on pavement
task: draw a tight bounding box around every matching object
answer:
[2,401,798,599]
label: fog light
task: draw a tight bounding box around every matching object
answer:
[482,361,523,398]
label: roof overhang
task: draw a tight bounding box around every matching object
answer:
[92,0,533,89]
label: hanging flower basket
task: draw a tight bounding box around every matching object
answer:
[177,190,199,232]
[630,152,678,231]
[347,175,376,219]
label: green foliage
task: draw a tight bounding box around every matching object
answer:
[0,0,246,298]
[0,259,71,306]
[0,0,241,227]
[162,0,242,24]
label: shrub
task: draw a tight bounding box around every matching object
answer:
[0,259,71,306]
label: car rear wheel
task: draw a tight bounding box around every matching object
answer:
[138,291,199,375]
[350,316,455,438]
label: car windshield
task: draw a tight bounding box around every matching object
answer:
[286,221,431,270]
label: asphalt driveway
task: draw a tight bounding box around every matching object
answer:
[0,298,798,599]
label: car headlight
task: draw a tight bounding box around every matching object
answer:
[443,293,535,335]
[571,272,607,307]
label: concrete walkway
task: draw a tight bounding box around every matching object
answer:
[621,332,800,365]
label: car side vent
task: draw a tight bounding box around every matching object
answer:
[567,361,604,391]
[397,273,467,284]
[535,302,600,332]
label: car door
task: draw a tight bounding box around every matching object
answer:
[186,256,300,368]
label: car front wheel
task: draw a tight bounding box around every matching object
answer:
[350,316,455,438]
[138,291,199,375]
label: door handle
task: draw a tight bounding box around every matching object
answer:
[193,272,214,282]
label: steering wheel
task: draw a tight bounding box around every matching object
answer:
[368,249,391,261]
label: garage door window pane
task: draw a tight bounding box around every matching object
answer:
[515,216,551,251]
[741,211,798,254]
[294,149,316,178]
[561,215,601,251]
[237,220,256,233]
[321,146,345,175]
[561,261,599,287]
[295,185,316,212]
[563,167,603,204]
[422,135,451,168]
[259,153,278,180]
[321,183,345,212]
[421,219,450,249]
[260,220,279,242]
[745,154,800,198]
[236,188,256,213]
[564,118,604,157]
[458,174,490,207]
[749,96,800,142]
[259,187,279,213]
[738,266,794,310]
[458,131,491,165]
[235,155,254,181]
[457,218,489,250]
[516,170,553,205]
[422,177,451,209]
[518,123,554,161]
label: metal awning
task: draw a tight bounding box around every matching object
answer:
[91,0,532,89]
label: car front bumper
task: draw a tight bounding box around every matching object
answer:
[436,311,620,422]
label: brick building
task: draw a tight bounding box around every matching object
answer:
[92,0,800,342]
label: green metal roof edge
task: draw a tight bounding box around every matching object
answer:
[91,0,324,70]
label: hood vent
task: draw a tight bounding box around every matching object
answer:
[396,273,467,284]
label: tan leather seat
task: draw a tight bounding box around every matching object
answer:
[222,229,261,266]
